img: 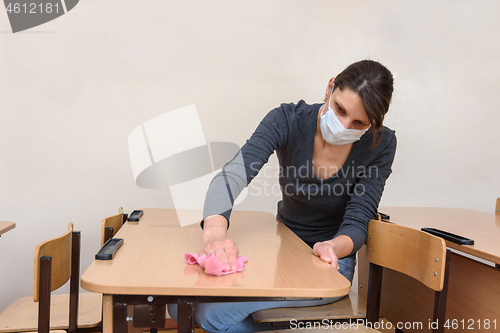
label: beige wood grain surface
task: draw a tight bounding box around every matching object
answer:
[101,208,124,245]
[0,293,102,332]
[33,223,73,302]
[0,221,15,236]
[365,220,446,291]
[81,209,351,298]
[379,207,500,264]
[252,290,366,323]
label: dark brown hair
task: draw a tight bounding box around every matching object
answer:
[334,60,394,147]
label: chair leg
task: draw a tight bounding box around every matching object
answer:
[38,256,52,333]
[366,263,383,325]
[432,250,451,333]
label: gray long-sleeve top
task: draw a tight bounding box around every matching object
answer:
[203,100,397,255]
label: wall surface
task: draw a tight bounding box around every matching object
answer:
[1,0,499,311]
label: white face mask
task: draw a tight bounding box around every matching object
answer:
[319,84,370,145]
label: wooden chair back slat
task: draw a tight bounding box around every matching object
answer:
[68,231,81,333]
[496,197,500,216]
[365,220,447,292]
[101,207,124,245]
[33,223,73,302]
[38,256,52,333]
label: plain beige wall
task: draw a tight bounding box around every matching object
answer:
[1,0,499,311]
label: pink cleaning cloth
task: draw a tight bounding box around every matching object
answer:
[184,253,248,276]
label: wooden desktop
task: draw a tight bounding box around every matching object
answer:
[81,209,351,333]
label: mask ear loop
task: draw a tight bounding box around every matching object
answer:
[322,83,335,116]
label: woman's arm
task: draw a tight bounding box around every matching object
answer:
[202,106,291,221]
[336,130,397,255]
[314,130,397,269]
[312,235,353,270]
[200,105,292,270]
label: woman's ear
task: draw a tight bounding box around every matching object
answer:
[324,77,335,102]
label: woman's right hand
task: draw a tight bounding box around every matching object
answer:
[200,215,239,272]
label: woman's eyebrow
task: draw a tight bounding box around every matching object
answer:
[334,98,346,111]
[335,97,369,124]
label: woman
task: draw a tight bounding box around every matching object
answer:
[169,59,396,332]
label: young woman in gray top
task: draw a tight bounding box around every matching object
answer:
[169,60,397,332]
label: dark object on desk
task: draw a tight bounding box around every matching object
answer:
[128,209,144,222]
[421,228,474,245]
[377,212,390,221]
[96,238,124,260]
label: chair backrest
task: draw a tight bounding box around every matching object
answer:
[496,197,500,216]
[34,223,73,301]
[33,223,80,333]
[364,220,450,333]
[365,220,447,291]
[101,207,125,245]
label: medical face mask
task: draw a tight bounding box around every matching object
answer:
[319,85,370,146]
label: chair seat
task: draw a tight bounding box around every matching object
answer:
[0,292,102,332]
[252,292,366,324]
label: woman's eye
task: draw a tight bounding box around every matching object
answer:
[336,105,346,114]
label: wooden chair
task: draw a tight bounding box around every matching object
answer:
[101,206,127,245]
[496,197,500,215]
[0,223,102,333]
[252,290,366,327]
[255,220,451,333]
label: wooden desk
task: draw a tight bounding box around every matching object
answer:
[359,207,500,333]
[379,207,500,265]
[81,209,351,333]
[0,221,15,236]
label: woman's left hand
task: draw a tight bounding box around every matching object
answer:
[312,241,340,270]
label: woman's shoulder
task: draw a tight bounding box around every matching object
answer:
[278,100,322,115]
[268,100,320,125]
[370,126,397,155]
[260,100,320,127]
[381,126,397,146]
[356,125,396,155]
[254,101,320,149]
